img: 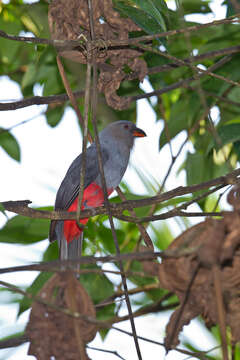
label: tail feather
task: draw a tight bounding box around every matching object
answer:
[68,233,84,260]
[49,220,83,262]
[53,221,67,260]
[49,220,57,242]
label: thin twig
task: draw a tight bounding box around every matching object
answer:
[76,57,91,232]
[87,345,126,360]
[56,56,84,127]
[137,42,240,89]
[213,265,229,360]
[130,55,232,102]
[165,264,200,351]
[87,0,142,357]
[0,111,45,134]
[147,44,240,77]
[97,283,159,307]
[111,326,219,360]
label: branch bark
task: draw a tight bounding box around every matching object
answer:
[2,167,239,220]
[0,46,239,111]
[0,14,239,48]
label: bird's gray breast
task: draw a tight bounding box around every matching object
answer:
[95,141,130,190]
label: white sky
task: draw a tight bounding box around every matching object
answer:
[0,1,227,359]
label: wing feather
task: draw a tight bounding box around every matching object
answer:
[55,144,108,210]
[49,144,109,242]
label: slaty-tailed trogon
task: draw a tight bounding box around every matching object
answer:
[49,121,146,259]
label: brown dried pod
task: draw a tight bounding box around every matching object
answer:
[48,0,148,110]
[159,214,240,350]
[26,272,97,360]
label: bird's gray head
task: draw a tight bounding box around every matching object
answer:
[99,121,146,149]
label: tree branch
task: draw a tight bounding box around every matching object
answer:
[0,14,239,48]
[2,168,239,221]
[147,45,240,76]
[0,91,84,111]
[0,46,237,112]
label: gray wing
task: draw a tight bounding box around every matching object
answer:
[49,144,109,242]
[55,143,109,210]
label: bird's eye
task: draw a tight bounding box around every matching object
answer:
[124,124,129,129]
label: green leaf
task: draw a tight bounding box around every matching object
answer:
[151,223,173,250]
[0,15,22,69]
[186,152,209,186]
[218,124,240,146]
[46,105,65,127]
[0,215,49,244]
[18,272,53,315]
[24,2,50,38]
[160,94,201,148]
[185,152,228,199]
[204,195,220,213]
[80,265,114,304]
[129,260,156,287]
[0,331,26,345]
[233,140,240,160]
[0,129,20,161]
[180,0,211,14]
[43,240,59,261]
[21,63,37,89]
[135,0,167,31]
[0,203,7,218]
[99,224,118,252]
[220,124,240,143]
[182,332,219,360]
[111,190,153,218]
[150,0,169,17]
[133,287,168,304]
[42,68,63,97]
[114,1,165,34]
[202,55,240,96]
[97,303,115,322]
[228,86,240,104]
[207,124,240,153]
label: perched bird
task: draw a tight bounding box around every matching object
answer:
[49,121,146,259]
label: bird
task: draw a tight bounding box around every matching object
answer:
[49,120,146,260]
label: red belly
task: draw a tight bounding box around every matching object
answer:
[64,183,113,243]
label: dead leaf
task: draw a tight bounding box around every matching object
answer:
[48,0,148,110]
[159,211,240,350]
[26,272,97,360]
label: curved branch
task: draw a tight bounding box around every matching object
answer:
[147,45,240,76]
[0,14,239,47]
[0,91,85,111]
[1,167,239,221]
[0,49,235,112]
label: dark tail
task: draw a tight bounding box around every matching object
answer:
[68,233,84,260]
[49,220,57,242]
[49,220,83,261]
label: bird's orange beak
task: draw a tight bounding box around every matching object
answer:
[132,127,147,138]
